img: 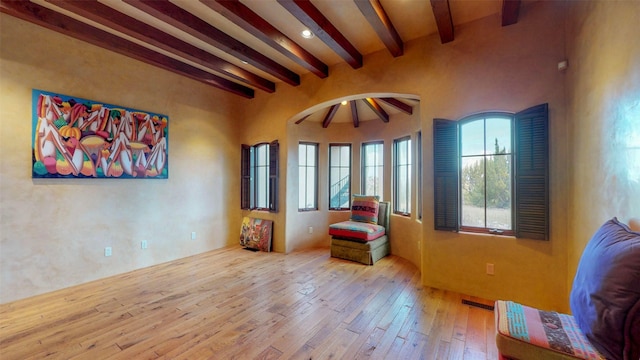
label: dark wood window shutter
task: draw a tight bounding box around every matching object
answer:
[514,103,549,240]
[240,144,251,209]
[268,140,279,213]
[433,118,459,231]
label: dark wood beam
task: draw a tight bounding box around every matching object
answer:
[322,104,340,128]
[46,0,274,93]
[278,0,363,69]
[363,98,389,123]
[124,0,300,86]
[350,100,359,128]
[379,97,413,115]
[202,0,328,79]
[295,114,311,124]
[0,0,254,98]
[354,0,403,57]
[501,0,521,26]
[430,0,454,44]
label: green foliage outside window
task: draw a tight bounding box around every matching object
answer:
[462,138,511,209]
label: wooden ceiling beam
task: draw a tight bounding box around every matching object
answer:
[322,104,340,128]
[430,0,454,44]
[379,97,413,115]
[295,114,311,124]
[354,0,403,57]
[363,98,389,123]
[202,0,328,79]
[350,100,360,128]
[124,0,300,86]
[0,0,254,98]
[278,0,363,69]
[501,0,521,26]
[46,0,274,93]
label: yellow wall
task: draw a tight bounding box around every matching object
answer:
[241,1,570,310]
[565,2,640,298]
[2,1,638,311]
[0,15,244,303]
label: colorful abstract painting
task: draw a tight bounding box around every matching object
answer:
[240,217,273,252]
[32,89,168,179]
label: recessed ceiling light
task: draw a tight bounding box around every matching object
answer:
[241,60,248,64]
[341,100,348,106]
[301,29,314,39]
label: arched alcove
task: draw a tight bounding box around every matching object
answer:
[284,93,423,270]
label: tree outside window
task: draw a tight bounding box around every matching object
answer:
[460,117,512,231]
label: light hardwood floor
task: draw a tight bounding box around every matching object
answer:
[0,247,498,359]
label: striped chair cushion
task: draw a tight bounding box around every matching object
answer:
[329,221,385,242]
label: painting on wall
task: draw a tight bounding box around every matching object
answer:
[240,217,273,252]
[32,89,168,179]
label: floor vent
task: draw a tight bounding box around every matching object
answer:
[462,299,494,311]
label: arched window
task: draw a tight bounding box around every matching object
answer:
[433,104,549,239]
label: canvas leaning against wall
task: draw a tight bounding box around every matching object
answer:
[32,89,169,179]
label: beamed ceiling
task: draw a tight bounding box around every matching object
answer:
[1,0,524,127]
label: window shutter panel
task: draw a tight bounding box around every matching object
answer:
[240,144,251,209]
[268,140,279,213]
[433,119,459,231]
[515,103,549,240]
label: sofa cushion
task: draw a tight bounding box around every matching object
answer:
[329,220,386,242]
[350,195,380,224]
[569,217,640,360]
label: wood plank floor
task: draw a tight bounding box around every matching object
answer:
[0,247,498,360]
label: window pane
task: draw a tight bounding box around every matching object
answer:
[340,146,350,164]
[461,120,485,156]
[329,144,351,209]
[257,144,268,164]
[486,154,512,229]
[461,156,485,227]
[255,144,269,209]
[417,131,423,220]
[460,114,513,231]
[256,165,268,208]
[298,176,306,209]
[299,144,307,166]
[486,117,512,154]
[362,142,383,199]
[308,144,316,165]
[330,146,341,166]
[394,137,411,214]
[298,143,317,210]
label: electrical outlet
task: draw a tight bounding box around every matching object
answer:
[486,263,494,275]
[105,247,112,257]
[191,231,196,240]
[308,226,313,234]
[141,240,148,249]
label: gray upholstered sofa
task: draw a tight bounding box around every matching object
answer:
[330,201,390,265]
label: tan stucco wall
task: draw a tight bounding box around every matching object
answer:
[241,1,570,310]
[565,2,640,300]
[3,0,637,311]
[0,15,244,303]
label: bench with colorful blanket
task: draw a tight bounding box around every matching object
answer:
[494,218,640,360]
[495,300,604,359]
